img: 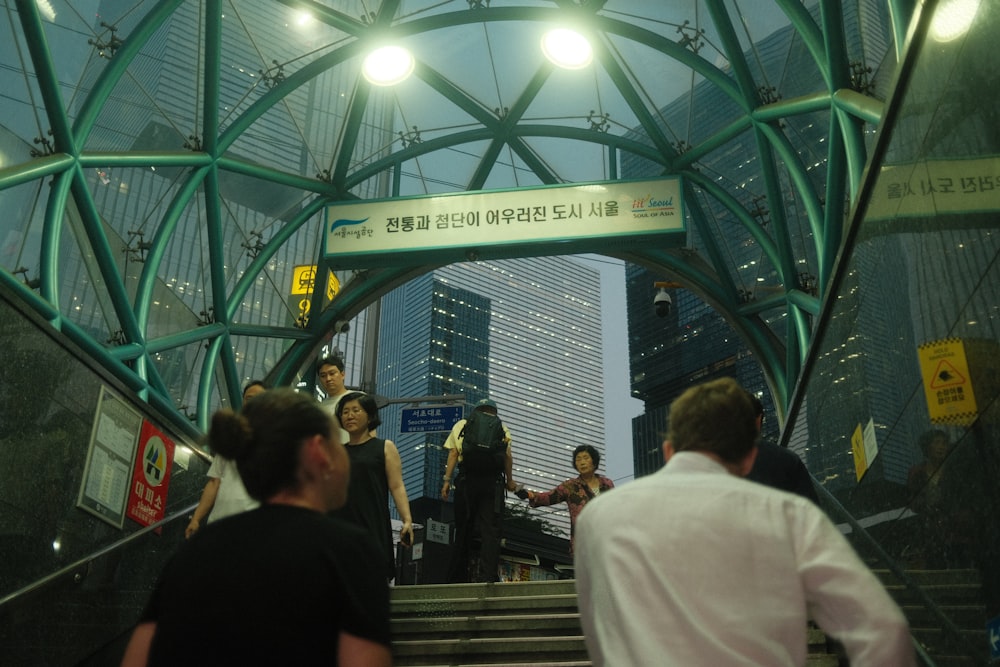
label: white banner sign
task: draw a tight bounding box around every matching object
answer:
[325,177,684,267]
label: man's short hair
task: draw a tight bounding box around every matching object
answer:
[667,377,758,464]
[317,355,344,373]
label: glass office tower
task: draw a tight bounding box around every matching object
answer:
[377,256,604,540]
[623,1,893,477]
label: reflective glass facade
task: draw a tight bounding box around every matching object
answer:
[377,256,604,538]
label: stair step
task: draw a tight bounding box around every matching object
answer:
[391,580,577,601]
[393,593,580,618]
[393,636,589,665]
[393,612,582,638]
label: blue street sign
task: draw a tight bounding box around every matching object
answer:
[988,614,1000,659]
[400,405,463,433]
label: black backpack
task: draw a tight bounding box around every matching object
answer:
[459,410,506,476]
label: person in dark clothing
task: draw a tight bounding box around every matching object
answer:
[121,389,391,667]
[441,398,516,582]
[332,392,414,579]
[746,394,820,504]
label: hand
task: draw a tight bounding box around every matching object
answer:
[440,480,451,500]
[399,521,414,547]
[185,518,200,539]
[506,479,517,493]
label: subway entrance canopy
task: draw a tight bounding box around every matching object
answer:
[0,0,913,437]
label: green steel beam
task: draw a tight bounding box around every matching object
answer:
[14,0,77,155]
[594,39,679,163]
[832,89,883,125]
[787,289,821,316]
[38,170,73,308]
[775,0,832,91]
[68,165,144,344]
[468,66,553,190]
[0,154,75,190]
[198,335,228,433]
[144,323,227,355]
[887,0,917,62]
[227,196,330,322]
[134,166,210,330]
[682,170,781,273]
[73,0,185,144]
[675,116,750,169]
[78,152,213,169]
[203,1,222,156]
[821,112,849,289]
[347,125,668,189]
[199,163,238,416]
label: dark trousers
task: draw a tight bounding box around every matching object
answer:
[447,475,503,583]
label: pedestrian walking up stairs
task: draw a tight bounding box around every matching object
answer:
[390,580,841,666]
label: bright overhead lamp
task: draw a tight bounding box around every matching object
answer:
[929,0,978,42]
[541,28,593,69]
[362,45,415,86]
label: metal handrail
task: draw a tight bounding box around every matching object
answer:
[815,481,980,666]
[0,502,196,611]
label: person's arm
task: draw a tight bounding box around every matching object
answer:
[798,508,915,666]
[530,480,569,507]
[185,477,220,538]
[504,436,516,492]
[384,440,414,546]
[120,621,155,667]
[338,632,391,667]
[441,447,459,499]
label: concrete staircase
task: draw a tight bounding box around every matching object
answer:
[875,569,989,666]
[390,580,840,666]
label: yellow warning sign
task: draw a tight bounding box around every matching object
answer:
[850,423,867,481]
[917,338,978,425]
[292,266,340,303]
[291,265,317,295]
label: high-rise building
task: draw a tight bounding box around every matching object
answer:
[376,256,604,541]
[623,2,892,478]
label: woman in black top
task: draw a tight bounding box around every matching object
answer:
[121,389,391,667]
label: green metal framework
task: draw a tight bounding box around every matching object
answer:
[0,0,910,437]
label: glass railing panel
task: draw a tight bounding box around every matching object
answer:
[783,1,1000,662]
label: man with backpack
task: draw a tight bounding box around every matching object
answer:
[441,399,516,583]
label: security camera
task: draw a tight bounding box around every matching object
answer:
[653,288,672,317]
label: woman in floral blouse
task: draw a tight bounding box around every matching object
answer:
[524,444,614,553]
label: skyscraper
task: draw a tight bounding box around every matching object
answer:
[623,2,892,478]
[377,255,604,541]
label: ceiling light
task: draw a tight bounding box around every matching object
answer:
[362,46,415,86]
[541,28,593,69]
[929,0,978,42]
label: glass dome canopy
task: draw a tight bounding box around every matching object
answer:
[0,0,904,434]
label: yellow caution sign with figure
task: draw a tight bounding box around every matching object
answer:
[917,338,978,425]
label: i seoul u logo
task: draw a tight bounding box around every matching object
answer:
[143,436,167,486]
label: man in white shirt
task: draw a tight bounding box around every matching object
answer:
[575,377,915,667]
[318,355,352,444]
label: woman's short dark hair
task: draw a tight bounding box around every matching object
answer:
[336,392,382,430]
[210,389,331,501]
[573,444,600,470]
